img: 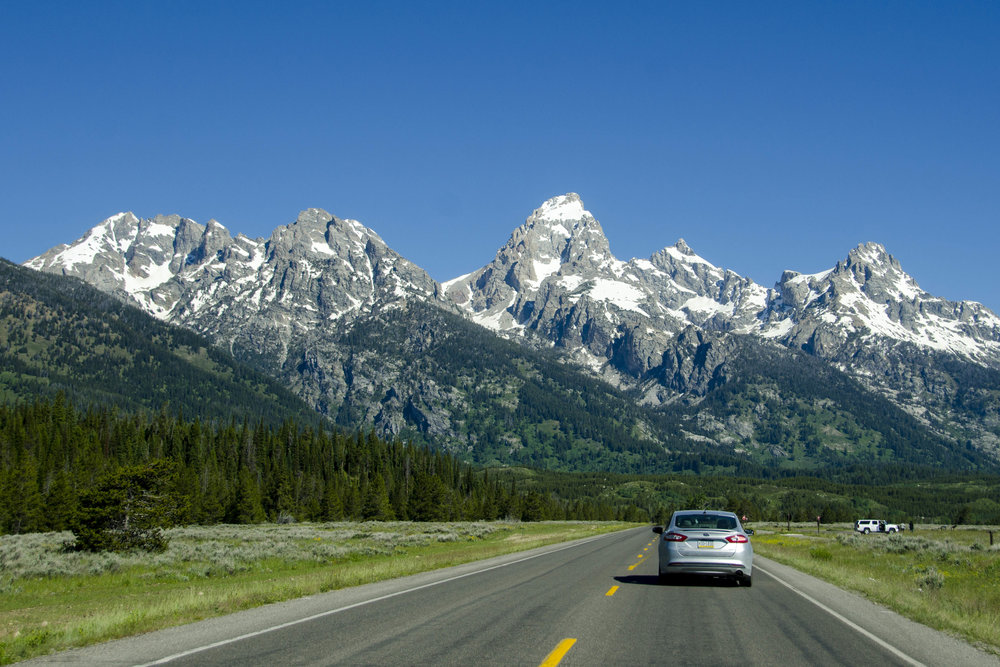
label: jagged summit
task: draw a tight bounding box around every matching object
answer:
[25,208,442,363]
[674,239,695,255]
[23,199,1000,371]
[21,195,1000,465]
[530,193,590,222]
[26,201,1000,372]
[763,242,1000,362]
[513,193,608,256]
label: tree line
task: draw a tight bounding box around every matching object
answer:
[0,395,633,537]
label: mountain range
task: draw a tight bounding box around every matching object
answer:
[21,194,1000,471]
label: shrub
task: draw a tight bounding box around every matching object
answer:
[809,546,833,560]
[916,566,945,591]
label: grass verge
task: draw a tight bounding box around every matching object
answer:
[750,522,1000,655]
[0,520,631,664]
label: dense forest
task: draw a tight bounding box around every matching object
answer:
[3,395,998,537]
[0,395,631,536]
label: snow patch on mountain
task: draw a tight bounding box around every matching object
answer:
[534,194,589,222]
[588,278,648,315]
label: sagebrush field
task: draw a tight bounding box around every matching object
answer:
[0,520,629,664]
[752,523,1000,654]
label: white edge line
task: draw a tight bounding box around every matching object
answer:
[136,532,616,666]
[755,564,926,667]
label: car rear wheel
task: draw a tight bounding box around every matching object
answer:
[740,573,752,587]
[863,527,870,534]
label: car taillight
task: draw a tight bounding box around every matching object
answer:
[663,532,688,542]
[725,534,749,543]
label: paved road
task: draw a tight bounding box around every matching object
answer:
[27,527,999,666]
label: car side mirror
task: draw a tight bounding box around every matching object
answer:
[652,526,663,534]
[745,529,754,536]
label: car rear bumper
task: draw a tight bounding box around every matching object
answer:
[663,561,752,576]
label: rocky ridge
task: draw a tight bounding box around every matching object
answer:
[23,194,1000,464]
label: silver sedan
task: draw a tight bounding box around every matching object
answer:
[652,510,754,587]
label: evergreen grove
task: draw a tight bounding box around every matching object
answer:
[0,395,630,537]
[5,395,999,539]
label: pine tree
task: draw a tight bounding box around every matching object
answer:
[3,450,43,534]
[230,467,265,523]
[407,471,450,521]
[321,477,344,520]
[71,460,184,552]
[42,468,77,531]
[361,474,394,520]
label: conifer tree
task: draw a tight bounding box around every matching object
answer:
[42,468,76,531]
[407,471,450,521]
[361,474,394,520]
[72,460,183,552]
[3,451,43,534]
[230,466,266,523]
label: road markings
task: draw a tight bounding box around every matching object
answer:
[539,638,577,667]
[606,585,619,596]
[756,565,926,667]
[136,533,618,665]
[628,563,638,570]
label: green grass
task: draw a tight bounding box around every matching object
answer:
[0,520,631,664]
[751,523,1000,655]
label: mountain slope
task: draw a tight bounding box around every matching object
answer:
[275,300,987,473]
[0,259,321,425]
[21,196,1000,469]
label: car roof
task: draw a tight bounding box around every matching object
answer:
[672,510,738,517]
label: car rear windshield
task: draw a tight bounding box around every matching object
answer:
[674,514,737,530]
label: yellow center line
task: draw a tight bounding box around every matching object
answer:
[637,554,643,558]
[628,563,638,570]
[539,638,577,667]
[606,585,619,596]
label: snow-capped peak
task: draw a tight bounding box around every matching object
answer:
[532,193,589,222]
[765,242,1000,361]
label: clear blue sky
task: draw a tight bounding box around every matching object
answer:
[2,1,998,312]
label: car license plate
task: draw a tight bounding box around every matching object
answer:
[698,540,714,549]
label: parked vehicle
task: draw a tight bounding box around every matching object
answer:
[855,519,884,533]
[854,519,904,533]
[653,510,753,587]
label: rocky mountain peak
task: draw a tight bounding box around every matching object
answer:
[674,238,695,256]
[531,193,588,222]
[845,241,894,265]
[765,242,1000,363]
[515,193,607,252]
[295,207,334,226]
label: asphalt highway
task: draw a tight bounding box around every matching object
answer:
[26,527,999,666]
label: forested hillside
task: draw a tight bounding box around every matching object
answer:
[0,259,319,425]
[683,334,990,470]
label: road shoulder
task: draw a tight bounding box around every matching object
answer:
[755,555,999,666]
